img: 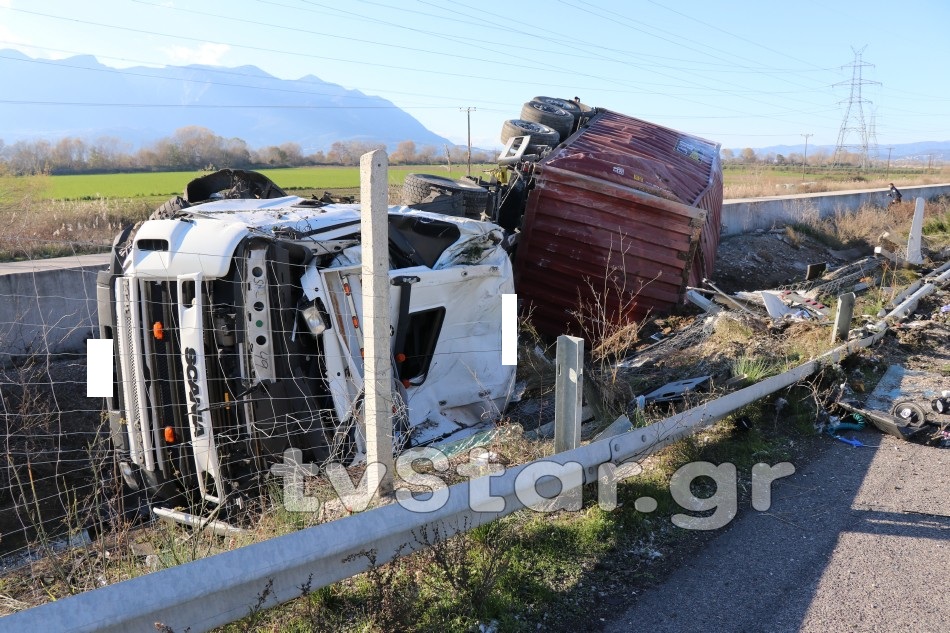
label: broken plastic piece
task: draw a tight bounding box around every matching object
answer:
[832,435,863,447]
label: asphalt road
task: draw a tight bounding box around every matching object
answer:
[603,430,950,633]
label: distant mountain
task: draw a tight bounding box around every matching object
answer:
[0,49,453,151]
[729,141,950,162]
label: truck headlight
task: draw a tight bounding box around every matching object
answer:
[301,300,328,336]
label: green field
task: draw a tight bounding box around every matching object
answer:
[43,165,495,200]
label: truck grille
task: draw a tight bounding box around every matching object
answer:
[115,275,228,504]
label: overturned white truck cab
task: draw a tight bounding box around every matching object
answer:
[97,171,514,507]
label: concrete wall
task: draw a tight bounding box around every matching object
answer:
[721,183,950,236]
[0,254,109,361]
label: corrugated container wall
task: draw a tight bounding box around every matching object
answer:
[513,109,723,337]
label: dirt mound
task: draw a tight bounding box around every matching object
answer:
[712,229,870,293]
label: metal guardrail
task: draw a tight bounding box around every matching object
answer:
[0,336,899,631]
[8,257,950,631]
[6,220,950,631]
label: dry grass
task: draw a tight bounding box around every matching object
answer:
[722,169,950,200]
[0,174,154,260]
[785,198,949,253]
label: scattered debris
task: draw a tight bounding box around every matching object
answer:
[641,376,711,404]
[805,262,827,280]
[703,278,758,315]
[874,245,905,267]
[759,290,801,320]
[593,415,634,441]
[834,364,950,446]
[686,289,721,314]
[778,290,830,318]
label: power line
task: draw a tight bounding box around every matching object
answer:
[0,46,519,109]
[0,99,454,109]
[646,0,832,74]
[1,3,850,130]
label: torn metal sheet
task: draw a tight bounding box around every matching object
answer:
[642,376,711,403]
[704,278,758,315]
[686,289,721,314]
[779,290,830,317]
[760,290,799,319]
[593,415,634,440]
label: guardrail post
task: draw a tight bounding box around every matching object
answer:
[554,335,584,453]
[361,149,394,498]
[832,292,856,343]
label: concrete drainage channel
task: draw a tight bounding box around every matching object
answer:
[4,254,950,630]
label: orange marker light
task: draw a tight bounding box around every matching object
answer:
[351,316,360,328]
[153,321,164,340]
[395,353,406,363]
[343,282,351,296]
[164,426,176,443]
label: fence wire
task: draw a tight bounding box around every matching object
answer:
[0,233,514,616]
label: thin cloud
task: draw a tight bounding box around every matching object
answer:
[161,42,230,66]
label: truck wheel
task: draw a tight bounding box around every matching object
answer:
[149,195,191,220]
[500,119,560,147]
[520,100,574,140]
[403,173,488,218]
[532,95,582,121]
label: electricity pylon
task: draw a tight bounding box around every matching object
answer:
[831,46,880,170]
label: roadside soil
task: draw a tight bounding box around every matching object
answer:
[712,228,867,293]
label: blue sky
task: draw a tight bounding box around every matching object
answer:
[1,0,948,151]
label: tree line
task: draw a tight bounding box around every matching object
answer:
[0,126,497,175]
[721,147,895,168]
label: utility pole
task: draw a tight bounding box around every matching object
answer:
[884,146,894,180]
[460,107,476,176]
[801,133,813,181]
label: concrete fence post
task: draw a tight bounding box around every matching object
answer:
[832,292,856,343]
[554,335,584,453]
[360,149,394,499]
[906,197,925,265]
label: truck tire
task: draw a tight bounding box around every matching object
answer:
[520,100,574,140]
[403,173,488,218]
[532,95,582,123]
[500,119,560,147]
[149,195,191,220]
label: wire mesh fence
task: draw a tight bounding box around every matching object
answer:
[0,242,117,584]
[0,223,515,615]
